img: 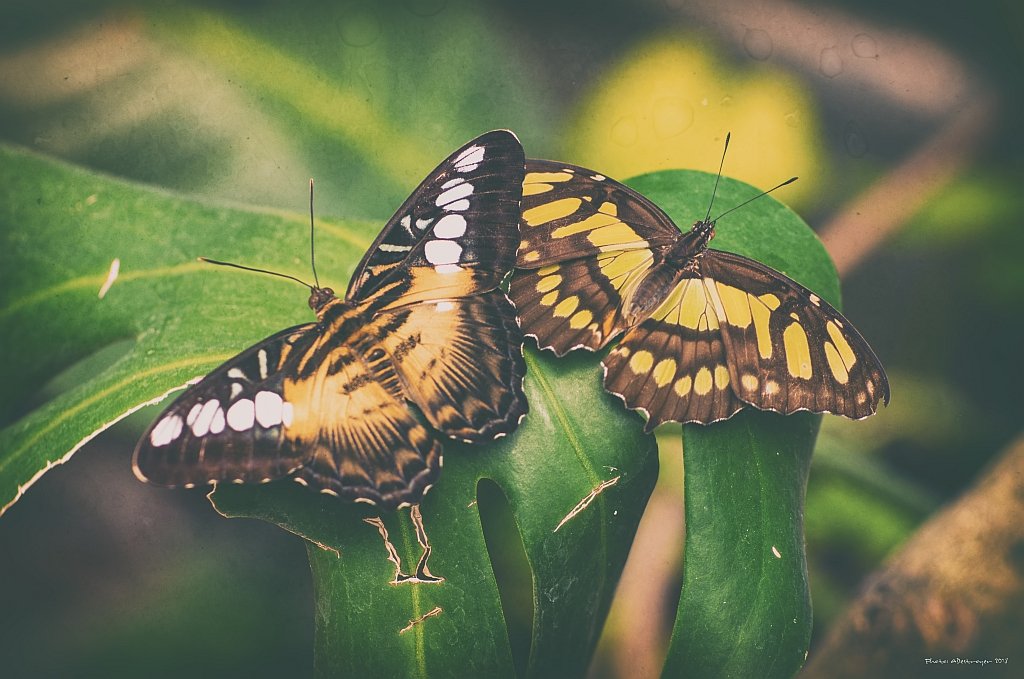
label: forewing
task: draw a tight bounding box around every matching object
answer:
[509,249,654,355]
[603,275,745,429]
[346,130,525,307]
[373,290,527,442]
[133,325,317,488]
[700,249,890,419]
[517,159,678,269]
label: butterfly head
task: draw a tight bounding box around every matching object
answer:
[308,286,336,313]
[691,218,716,244]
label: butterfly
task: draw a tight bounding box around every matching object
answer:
[509,156,889,431]
[133,130,529,509]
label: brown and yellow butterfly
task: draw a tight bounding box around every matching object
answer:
[510,157,889,431]
[134,131,528,509]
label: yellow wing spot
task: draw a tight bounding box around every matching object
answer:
[783,322,813,379]
[653,358,677,387]
[759,293,781,310]
[629,350,654,374]
[540,291,559,306]
[521,250,540,263]
[750,298,773,359]
[536,274,562,293]
[553,296,579,318]
[525,171,574,184]
[552,212,621,239]
[824,342,850,384]
[826,321,857,368]
[587,223,646,249]
[674,375,692,397]
[790,312,800,321]
[809,293,821,306]
[715,282,752,328]
[523,182,554,196]
[598,201,618,216]
[523,197,582,226]
[569,309,593,329]
[714,365,730,389]
[765,380,780,395]
[741,373,759,391]
[615,345,632,358]
[694,367,713,395]
[856,391,867,405]
[537,263,559,276]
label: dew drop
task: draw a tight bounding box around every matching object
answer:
[720,95,734,107]
[819,46,844,78]
[852,33,878,59]
[743,28,773,61]
[784,111,800,128]
[611,116,639,146]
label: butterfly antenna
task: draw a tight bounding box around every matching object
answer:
[198,257,314,290]
[309,178,321,289]
[710,176,799,223]
[704,132,731,223]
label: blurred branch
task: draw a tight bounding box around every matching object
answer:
[819,96,997,276]
[801,431,1024,678]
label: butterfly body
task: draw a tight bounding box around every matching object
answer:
[135,131,528,509]
[511,160,889,430]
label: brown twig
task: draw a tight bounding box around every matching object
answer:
[801,432,1024,678]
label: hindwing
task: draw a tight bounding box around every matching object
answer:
[699,250,890,419]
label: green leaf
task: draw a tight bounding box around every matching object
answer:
[623,170,835,678]
[0,144,657,675]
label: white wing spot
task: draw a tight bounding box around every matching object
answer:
[591,174,606,181]
[415,217,434,230]
[209,406,226,435]
[230,383,243,399]
[445,199,470,212]
[254,390,284,428]
[400,215,413,234]
[191,400,221,437]
[436,301,455,312]
[433,214,467,239]
[809,294,821,307]
[258,349,269,379]
[441,177,464,189]
[227,368,246,380]
[379,243,412,253]
[454,145,485,171]
[227,398,256,431]
[436,181,474,206]
[424,240,463,265]
[149,414,184,447]
[186,402,203,426]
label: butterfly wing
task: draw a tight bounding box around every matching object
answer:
[699,249,890,419]
[134,319,442,509]
[510,160,680,354]
[346,130,526,308]
[345,130,529,444]
[284,329,441,509]
[603,275,745,430]
[374,289,527,442]
[133,325,318,488]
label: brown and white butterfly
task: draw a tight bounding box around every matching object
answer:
[510,157,889,431]
[134,131,528,509]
